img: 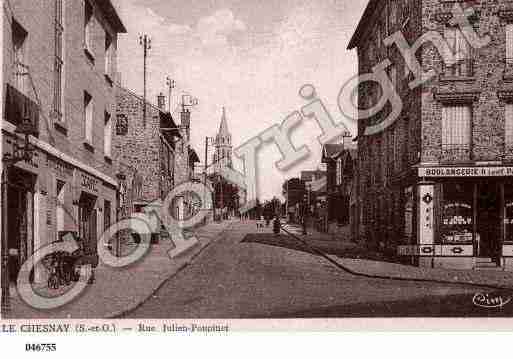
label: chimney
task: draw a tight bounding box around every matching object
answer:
[180,108,191,141]
[157,92,166,110]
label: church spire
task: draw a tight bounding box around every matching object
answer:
[219,107,229,136]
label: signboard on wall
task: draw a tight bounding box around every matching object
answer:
[418,184,434,245]
[419,167,513,178]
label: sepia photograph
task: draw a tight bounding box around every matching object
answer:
[3,0,513,331]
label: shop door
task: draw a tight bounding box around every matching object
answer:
[6,168,34,282]
[477,183,501,259]
[78,193,97,256]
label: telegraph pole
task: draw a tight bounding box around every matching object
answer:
[139,34,151,127]
[166,76,175,113]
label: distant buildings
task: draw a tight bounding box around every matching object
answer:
[349,0,513,270]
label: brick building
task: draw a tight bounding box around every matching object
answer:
[349,0,513,270]
[114,88,200,240]
[2,0,126,287]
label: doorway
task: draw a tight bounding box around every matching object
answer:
[5,168,35,283]
[477,182,501,261]
[78,192,97,256]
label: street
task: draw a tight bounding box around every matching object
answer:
[123,221,513,318]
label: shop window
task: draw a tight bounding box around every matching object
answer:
[403,186,414,244]
[56,180,65,233]
[441,183,474,244]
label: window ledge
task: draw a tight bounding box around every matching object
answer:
[54,121,68,135]
[84,48,95,64]
[439,75,475,83]
[83,141,95,153]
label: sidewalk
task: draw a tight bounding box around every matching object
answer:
[283,222,513,290]
[7,220,235,319]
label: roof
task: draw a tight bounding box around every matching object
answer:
[189,148,200,163]
[218,107,230,136]
[159,111,182,139]
[97,0,127,33]
[321,144,345,162]
[347,0,380,50]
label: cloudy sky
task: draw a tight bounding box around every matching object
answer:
[111,0,368,200]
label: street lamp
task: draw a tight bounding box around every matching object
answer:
[2,117,38,315]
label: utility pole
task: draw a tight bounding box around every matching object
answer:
[166,76,175,113]
[204,137,215,223]
[139,34,151,127]
[285,179,289,222]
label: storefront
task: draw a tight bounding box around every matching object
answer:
[2,122,118,286]
[398,166,513,270]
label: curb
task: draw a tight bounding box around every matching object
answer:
[108,221,235,319]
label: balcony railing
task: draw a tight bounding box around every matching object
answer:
[4,83,39,137]
[442,58,474,78]
[440,144,472,162]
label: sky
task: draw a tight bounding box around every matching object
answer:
[111,0,368,200]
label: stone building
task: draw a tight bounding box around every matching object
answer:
[2,0,126,287]
[114,88,200,239]
[349,0,513,270]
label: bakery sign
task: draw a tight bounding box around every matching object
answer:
[419,167,513,178]
[80,172,99,193]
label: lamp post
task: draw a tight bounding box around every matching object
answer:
[1,118,37,315]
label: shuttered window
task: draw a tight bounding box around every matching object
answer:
[84,91,93,143]
[507,24,513,64]
[442,105,472,147]
[506,103,513,145]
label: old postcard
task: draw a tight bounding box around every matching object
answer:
[2,0,513,350]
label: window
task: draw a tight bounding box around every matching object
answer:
[442,104,472,157]
[336,158,342,186]
[84,0,93,54]
[507,24,513,65]
[444,27,472,76]
[12,19,28,94]
[389,0,397,28]
[105,32,113,78]
[116,114,128,135]
[104,200,111,231]
[53,0,64,122]
[84,91,93,143]
[104,111,112,157]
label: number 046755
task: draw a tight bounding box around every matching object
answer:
[25,343,57,352]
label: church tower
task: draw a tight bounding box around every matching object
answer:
[214,107,232,171]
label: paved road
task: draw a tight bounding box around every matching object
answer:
[124,221,513,318]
